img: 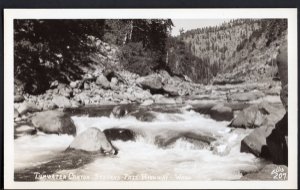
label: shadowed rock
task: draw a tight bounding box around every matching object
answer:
[103,128,136,141]
[266,113,288,165]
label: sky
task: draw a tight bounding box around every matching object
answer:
[171,19,231,36]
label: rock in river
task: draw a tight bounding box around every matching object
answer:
[67,127,117,155]
[210,104,233,121]
[229,102,285,129]
[240,125,274,157]
[31,110,76,135]
[112,105,128,118]
[103,128,136,141]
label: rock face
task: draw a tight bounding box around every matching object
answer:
[229,102,284,129]
[241,164,288,180]
[210,104,233,121]
[31,110,76,135]
[103,128,136,141]
[67,127,117,155]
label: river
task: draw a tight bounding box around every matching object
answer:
[14,105,267,181]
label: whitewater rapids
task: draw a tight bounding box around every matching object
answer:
[14,107,267,181]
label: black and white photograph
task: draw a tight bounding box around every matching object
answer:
[4,9,298,189]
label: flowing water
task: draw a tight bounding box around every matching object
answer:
[14,105,267,181]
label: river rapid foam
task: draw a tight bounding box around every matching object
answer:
[15,107,267,181]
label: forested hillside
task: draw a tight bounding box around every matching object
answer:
[174,19,287,84]
[14,19,287,95]
[14,19,174,94]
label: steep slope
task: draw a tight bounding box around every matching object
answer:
[180,19,287,84]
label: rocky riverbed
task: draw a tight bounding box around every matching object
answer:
[13,67,288,181]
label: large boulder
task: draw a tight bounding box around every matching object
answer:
[266,113,288,165]
[229,102,285,129]
[103,128,136,141]
[136,74,163,92]
[210,104,233,121]
[31,110,76,135]
[66,127,117,155]
[240,125,274,157]
[96,74,110,89]
[52,95,72,108]
[17,102,41,115]
[240,112,287,164]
